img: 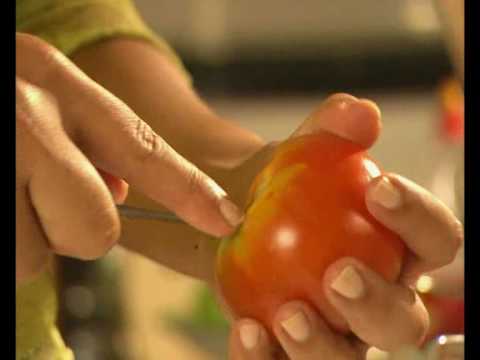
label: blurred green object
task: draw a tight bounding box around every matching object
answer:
[189,286,230,330]
[162,285,230,359]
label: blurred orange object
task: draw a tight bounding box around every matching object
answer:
[438,78,464,143]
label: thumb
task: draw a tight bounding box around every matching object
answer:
[292,93,382,149]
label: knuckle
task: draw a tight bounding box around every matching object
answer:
[172,166,208,217]
[328,92,357,102]
[16,79,56,115]
[16,33,49,53]
[326,93,358,106]
[311,93,362,120]
[411,317,429,347]
[17,32,67,85]
[16,79,39,118]
[16,80,61,148]
[433,218,463,266]
[80,207,121,260]
[380,290,429,349]
[410,296,430,346]
[403,186,463,266]
[431,244,455,268]
[132,118,162,163]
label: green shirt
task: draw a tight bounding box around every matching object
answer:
[16,0,188,74]
[16,270,74,360]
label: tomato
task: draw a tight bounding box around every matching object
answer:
[216,133,405,334]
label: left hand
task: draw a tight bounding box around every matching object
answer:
[227,94,463,359]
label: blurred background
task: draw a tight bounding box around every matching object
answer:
[57,0,464,359]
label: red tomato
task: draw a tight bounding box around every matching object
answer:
[216,133,405,334]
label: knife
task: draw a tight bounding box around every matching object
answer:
[116,205,183,223]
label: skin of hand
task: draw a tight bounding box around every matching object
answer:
[16,32,245,283]
[228,97,463,359]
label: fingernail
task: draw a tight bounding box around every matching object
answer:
[330,265,366,299]
[240,323,260,350]
[281,311,310,342]
[219,197,244,228]
[205,178,245,228]
[370,177,402,210]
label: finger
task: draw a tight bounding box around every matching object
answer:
[230,319,276,360]
[67,82,243,237]
[16,79,52,282]
[17,79,120,260]
[292,93,382,149]
[82,116,243,237]
[17,35,242,237]
[272,301,362,360]
[31,149,120,261]
[365,174,463,284]
[323,258,430,351]
[96,168,129,205]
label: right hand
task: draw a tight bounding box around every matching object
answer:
[16,33,243,283]
[225,94,462,359]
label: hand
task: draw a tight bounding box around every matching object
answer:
[16,33,243,282]
[227,94,463,359]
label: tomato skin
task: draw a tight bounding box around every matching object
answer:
[216,133,405,334]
